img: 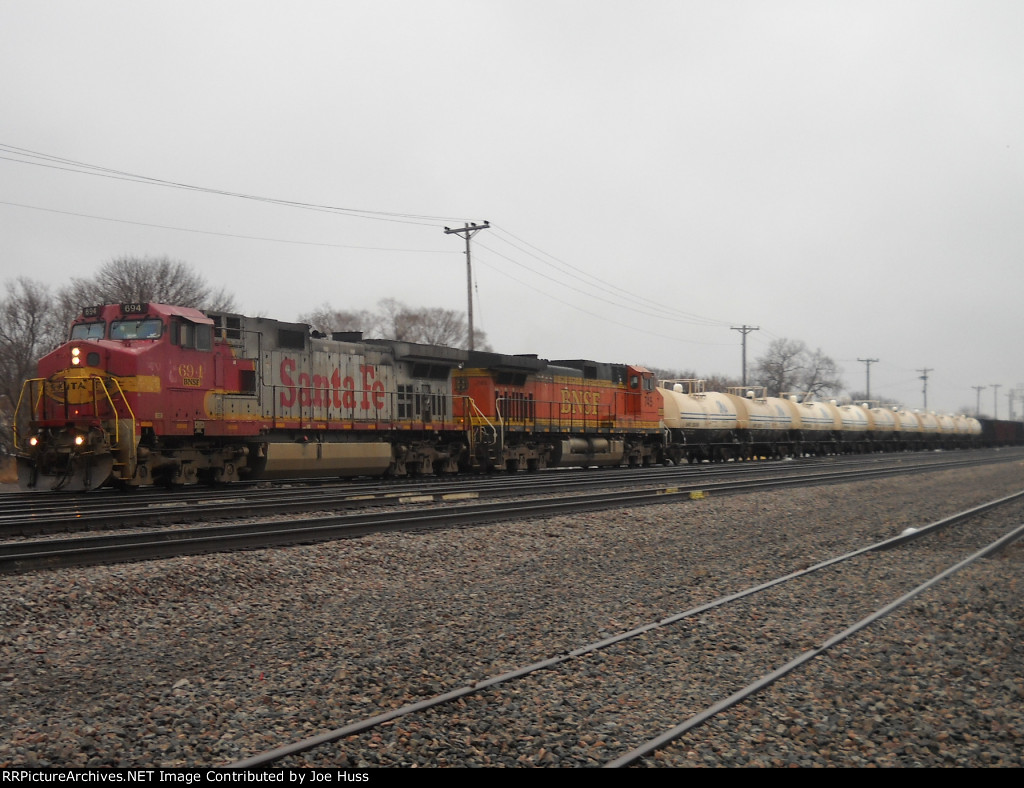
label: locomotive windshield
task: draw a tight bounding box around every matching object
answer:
[70,322,105,340]
[110,318,163,340]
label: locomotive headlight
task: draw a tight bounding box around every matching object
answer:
[71,347,81,365]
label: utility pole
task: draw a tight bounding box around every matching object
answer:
[991,384,1001,419]
[731,325,759,387]
[443,221,490,351]
[972,385,986,417]
[917,368,932,410]
[857,358,879,400]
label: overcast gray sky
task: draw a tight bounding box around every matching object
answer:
[2,1,1022,415]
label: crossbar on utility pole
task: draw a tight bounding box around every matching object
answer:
[731,325,759,387]
[444,221,490,351]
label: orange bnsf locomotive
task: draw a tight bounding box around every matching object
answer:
[15,303,663,490]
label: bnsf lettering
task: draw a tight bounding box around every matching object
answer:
[560,389,601,415]
[279,358,386,411]
[177,363,203,387]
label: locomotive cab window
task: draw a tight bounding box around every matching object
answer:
[172,319,213,351]
[70,322,105,340]
[110,318,163,340]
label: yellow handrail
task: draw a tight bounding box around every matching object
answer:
[13,375,136,451]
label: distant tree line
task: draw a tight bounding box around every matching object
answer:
[298,298,490,350]
[649,339,848,402]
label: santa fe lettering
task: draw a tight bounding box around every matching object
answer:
[278,357,385,412]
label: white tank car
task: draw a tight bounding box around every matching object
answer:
[657,381,795,460]
[834,402,870,450]
[724,387,792,437]
[915,411,941,445]
[956,414,983,440]
[867,405,899,447]
[722,387,796,458]
[774,395,837,454]
[657,380,738,438]
[894,409,922,448]
[936,413,957,445]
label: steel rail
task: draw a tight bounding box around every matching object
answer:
[225,490,1024,769]
[606,517,1024,767]
[1,450,1018,538]
[2,459,1014,574]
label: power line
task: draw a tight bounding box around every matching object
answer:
[489,224,731,329]
[0,142,468,226]
[0,143,753,342]
[0,199,460,254]
[472,255,736,348]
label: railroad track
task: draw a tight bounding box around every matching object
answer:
[2,449,1020,538]
[1,450,1020,574]
[224,490,1024,769]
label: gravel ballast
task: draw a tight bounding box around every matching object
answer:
[1,460,1022,768]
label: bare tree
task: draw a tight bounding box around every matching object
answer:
[704,373,743,392]
[304,298,489,350]
[298,303,377,336]
[800,347,844,398]
[646,366,700,382]
[0,278,67,453]
[412,306,471,346]
[752,338,843,398]
[751,338,808,396]
[375,298,421,342]
[62,255,236,311]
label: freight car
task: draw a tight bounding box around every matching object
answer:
[977,416,1024,447]
[12,302,1011,491]
[656,381,984,461]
